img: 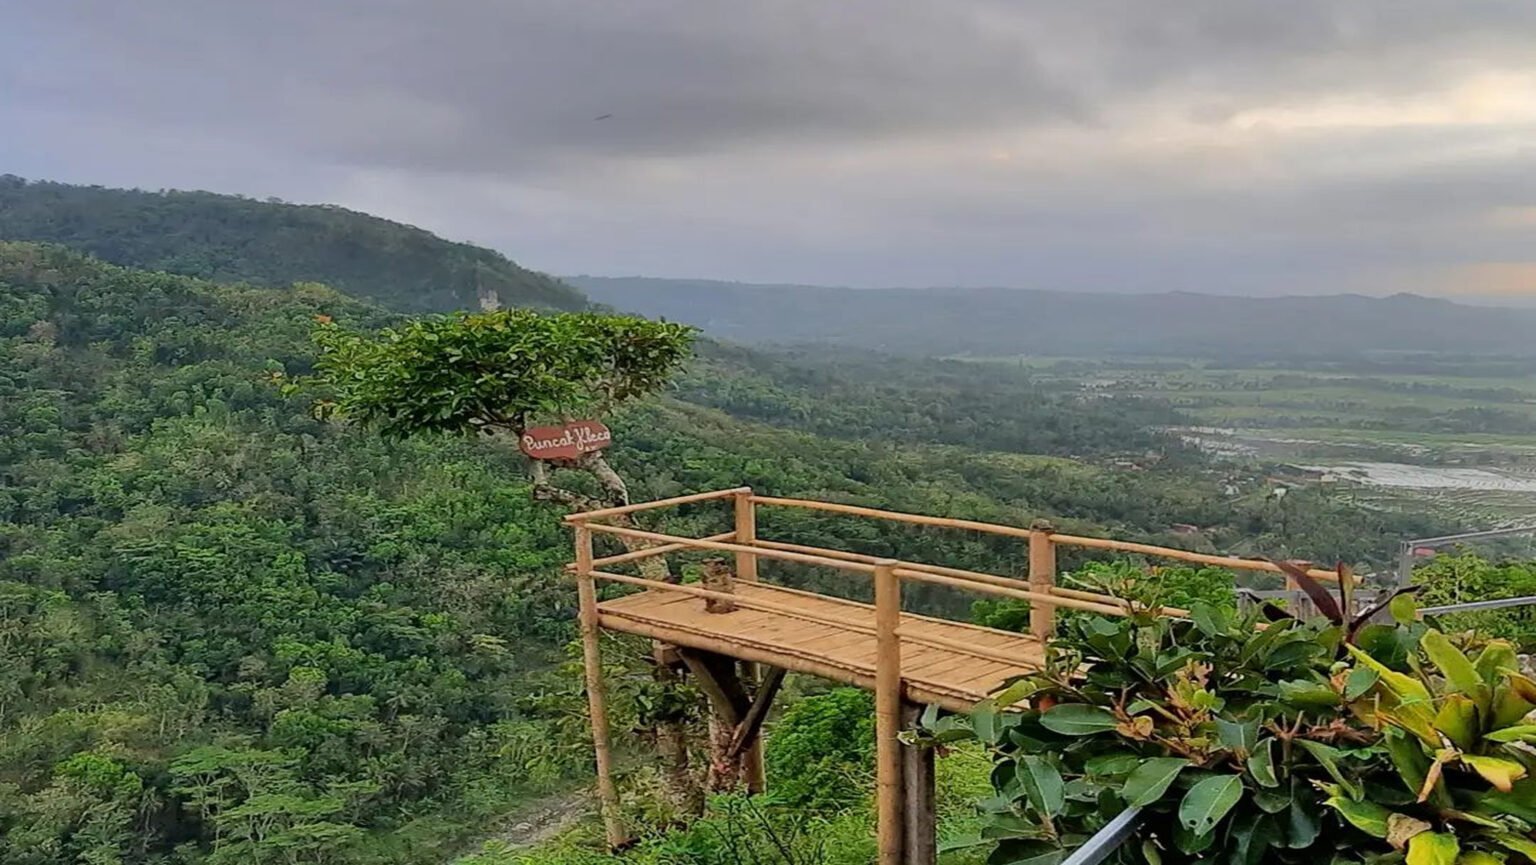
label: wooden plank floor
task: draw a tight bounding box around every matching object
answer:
[597,582,1045,713]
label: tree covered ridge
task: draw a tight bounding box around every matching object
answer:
[0,241,1457,864]
[0,175,588,314]
[0,243,587,863]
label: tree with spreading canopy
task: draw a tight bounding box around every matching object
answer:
[311,308,695,512]
[309,308,713,812]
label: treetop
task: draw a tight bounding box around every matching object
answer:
[311,308,696,438]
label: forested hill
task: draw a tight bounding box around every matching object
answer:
[0,175,587,313]
[0,240,1451,863]
[569,275,1536,359]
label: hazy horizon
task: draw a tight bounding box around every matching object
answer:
[566,274,1536,309]
[6,1,1535,301]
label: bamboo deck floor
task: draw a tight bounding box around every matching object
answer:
[597,582,1045,713]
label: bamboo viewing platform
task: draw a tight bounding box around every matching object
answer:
[565,487,1350,863]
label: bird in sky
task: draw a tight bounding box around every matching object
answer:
[593,113,613,121]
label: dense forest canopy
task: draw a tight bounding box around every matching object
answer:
[0,181,1491,865]
[569,275,1536,360]
[0,175,587,313]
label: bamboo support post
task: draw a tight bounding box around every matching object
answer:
[901,700,937,865]
[734,489,759,583]
[730,489,765,790]
[574,525,626,849]
[874,560,903,865]
[1029,522,1057,640]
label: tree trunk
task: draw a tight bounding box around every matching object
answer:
[524,445,703,817]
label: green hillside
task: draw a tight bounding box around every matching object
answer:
[0,240,1453,864]
[0,175,587,313]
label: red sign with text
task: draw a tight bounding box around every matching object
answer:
[519,420,612,460]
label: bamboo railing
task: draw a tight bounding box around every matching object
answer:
[564,486,1340,861]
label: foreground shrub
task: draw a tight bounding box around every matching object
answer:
[948,586,1536,865]
[764,688,875,810]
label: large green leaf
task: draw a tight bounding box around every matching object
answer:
[971,700,1001,744]
[1217,717,1260,755]
[1433,694,1478,751]
[1298,739,1363,799]
[1380,726,1446,808]
[1406,831,1460,865]
[1493,686,1536,728]
[1229,810,1281,865]
[1191,601,1229,637]
[1474,641,1518,687]
[1423,630,1490,713]
[1485,725,1536,744]
[1083,753,1140,778]
[1178,774,1244,836]
[1038,704,1118,736]
[1345,644,1433,704]
[1492,832,1536,861]
[1322,795,1389,838]
[1463,755,1527,792]
[1121,758,1190,807]
[1284,795,1322,848]
[1017,755,1066,818]
[1248,737,1279,788]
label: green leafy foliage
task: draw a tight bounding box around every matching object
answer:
[1414,553,1536,649]
[311,310,696,438]
[953,582,1536,865]
[762,689,875,811]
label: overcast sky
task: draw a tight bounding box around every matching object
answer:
[4,1,1535,299]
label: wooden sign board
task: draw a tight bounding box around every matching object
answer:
[520,420,612,460]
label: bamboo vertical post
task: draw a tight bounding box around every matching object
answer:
[733,488,766,793]
[1029,521,1057,640]
[901,701,937,865]
[733,489,759,583]
[874,560,904,865]
[575,525,626,850]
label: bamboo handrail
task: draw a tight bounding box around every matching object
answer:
[587,569,872,633]
[584,524,1149,617]
[894,626,1045,670]
[750,494,1350,583]
[564,486,751,523]
[894,567,1136,617]
[751,495,1035,539]
[753,537,1032,594]
[1049,585,1192,620]
[585,522,879,573]
[1048,533,1348,582]
[590,531,737,568]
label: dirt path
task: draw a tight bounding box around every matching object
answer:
[450,788,595,861]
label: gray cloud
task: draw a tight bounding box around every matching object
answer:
[3,0,1535,297]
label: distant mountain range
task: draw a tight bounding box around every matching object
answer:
[568,276,1536,359]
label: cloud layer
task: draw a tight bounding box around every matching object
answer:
[4,0,1535,297]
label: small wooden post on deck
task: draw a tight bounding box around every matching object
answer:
[1029,521,1057,640]
[574,525,627,850]
[702,560,737,613]
[874,560,904,865]
[733,488,767,793]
